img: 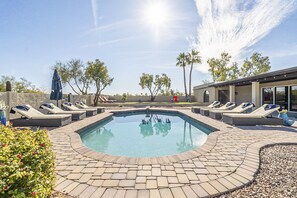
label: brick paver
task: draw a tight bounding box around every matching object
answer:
[50,108,297,197]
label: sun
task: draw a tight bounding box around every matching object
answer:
[144,0,170,31]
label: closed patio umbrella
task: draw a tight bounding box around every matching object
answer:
[50,69,63,107]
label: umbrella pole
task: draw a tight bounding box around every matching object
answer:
[57,100,58,107]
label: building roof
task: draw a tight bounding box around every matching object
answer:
[193,82,215,90]
[194,66,297,89]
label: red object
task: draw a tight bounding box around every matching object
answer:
[173,96,178,102]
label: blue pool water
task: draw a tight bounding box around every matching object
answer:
[80,111,214,157]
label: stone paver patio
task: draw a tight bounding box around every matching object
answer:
[50,108,297,198]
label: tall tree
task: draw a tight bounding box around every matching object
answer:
[0,76,43,93]
[228,62,240,80]
[53,59,90,95]
[0,76,15,92]
[186,50,201,101]
[139,73,171,102]
[207,52,241,82]
[240,52,271,77]
[176,53,188,99]
[86,59,113,106]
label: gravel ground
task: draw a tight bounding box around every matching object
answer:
[51,191,75,198]
[220,144,297,198]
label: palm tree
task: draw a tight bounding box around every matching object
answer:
[186,50,201,102]
[176,53,188,99]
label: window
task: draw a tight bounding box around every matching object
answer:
[291,86,297,111]
[275,86,288,109]
[203,91,210,103]
[262,88,274,104]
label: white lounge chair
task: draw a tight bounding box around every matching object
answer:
[222,104,283,126]
[191,101,221,114]
[10,104,72,127]
[62,102,97,117]
[200,102,236,116]
[75,101,105,114]
[209,102,254,120]
[40,103,86,121]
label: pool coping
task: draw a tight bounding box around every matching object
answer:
[70,108,223,165]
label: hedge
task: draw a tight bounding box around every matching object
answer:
[0,125,56,197]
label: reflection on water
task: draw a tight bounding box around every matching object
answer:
[139,114,171,137]
[80,111,212,157]
[89,127,114,151]
[176,121,195,152]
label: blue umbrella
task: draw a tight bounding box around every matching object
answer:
[50,69,63,106]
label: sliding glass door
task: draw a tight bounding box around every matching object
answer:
[275,86,288,109]
[262,86,297,111]
[262,88,274,104]
[291,86,297,111]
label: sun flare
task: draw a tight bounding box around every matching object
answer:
[144,0,170,30]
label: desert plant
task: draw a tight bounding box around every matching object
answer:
[139,73,171,102]
[0,125,55,197]
[186,50,201,101]
[176,53,188,98]
[121,93,127,102]
[86,59,114,106]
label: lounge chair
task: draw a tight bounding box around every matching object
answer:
[99,96,116,103]
[200,102,236,116]
[40,103,86,121]
[191,101,221,114]
[10,104,72,127]
[62,102,97,117]
[209,102,254,120]
[222,104,283,126]
[75,101,105,114]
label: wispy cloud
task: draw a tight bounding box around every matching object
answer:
[82,36,133,48]
[192,0,297,72]
[91,0,100,27]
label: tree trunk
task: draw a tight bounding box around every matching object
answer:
[67,82,80,95]
[183,66,188,100]
[150,95,156,102]
[188,63,193,102]
[94,95,99,106]
[94,89,100,106]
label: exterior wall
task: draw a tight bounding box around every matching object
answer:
[235,85,252,105]
[0,92,8,120]
[0,92,8,104]
[193,87,216,103]
[193,79,297,109]
[68,94,93,105]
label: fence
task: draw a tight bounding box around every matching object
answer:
[112,95,190,102]
[0,92,91,120]
[0,91,194,120]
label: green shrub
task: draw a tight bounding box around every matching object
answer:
[0,125,55,197]
[121,93,127,102]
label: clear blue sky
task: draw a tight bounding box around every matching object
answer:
[1,0,297,95]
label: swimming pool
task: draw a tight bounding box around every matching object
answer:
[80,110,215,157]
